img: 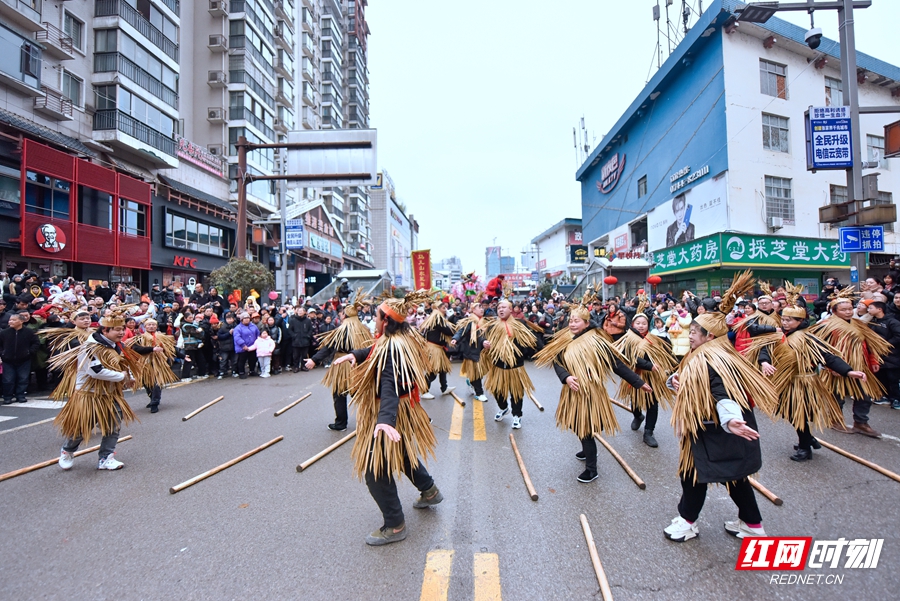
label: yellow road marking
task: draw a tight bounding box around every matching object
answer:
[449,397,464,440]
[474,553,502,601]
[420,549,454,601]
[473,398,486,441]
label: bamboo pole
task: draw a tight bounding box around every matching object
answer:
[749,477,783,506]
[817,438,900,484]
[527,390,544,411]
[170,436,283,494]
[296,430,357,472]
[449,391,466,408]
[593,434,646,490]
[182,395,225,421]
[580,514,614,601]
[274,392,312,417]
[0,435,133,483]
[610,399,631,412]
[509,432,538,501]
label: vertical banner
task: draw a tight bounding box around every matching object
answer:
[412,250,432,290]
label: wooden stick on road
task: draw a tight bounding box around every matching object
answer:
[817,438,900,484]
[182,395,225,422]
[0,435,133,483]
[296,430,357,472]
[170,436,283,494]
[527,390,544,412]
[749,477,783,506]
[610,399,631,412]
[274,392,312,417]
[509,432,538,501]
[594,434,646,490]
[580,514,614,601]
[449,391,466,408]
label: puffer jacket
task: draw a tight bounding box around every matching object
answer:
[666,311,693,356]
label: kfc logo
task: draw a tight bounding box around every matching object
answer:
[36,224,66,253]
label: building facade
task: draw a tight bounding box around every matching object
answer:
[432,255,463,287]
[527,218,589,282]
[369,170,414,287]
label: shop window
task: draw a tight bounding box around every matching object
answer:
[165,210,228,257]
[78,186,112,229]
[25,171,70,220]
[760,59,787,99]
[119,199,146,236]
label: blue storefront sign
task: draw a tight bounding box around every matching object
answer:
[285,219,304,250]
[839,225,884,253]
[806,106,853,170]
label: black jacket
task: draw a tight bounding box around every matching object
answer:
[491,319,544,370]
[868,314,900,370]
[351,344,410,427]
[423,320,453,346]
[813,286,838,314]
[0,326,40,364]
[288,315,313,347]
[214,321,236,352]
[552,326,646,390]
[451,319,485,362]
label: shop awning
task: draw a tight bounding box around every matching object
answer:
[158,174,236,214]
[0,107,96,157]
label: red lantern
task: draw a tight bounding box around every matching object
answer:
[603,276,618,285]
[647,275,662,285]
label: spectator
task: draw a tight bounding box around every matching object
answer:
[337,278,351,302]
[94,280,114,303]
[485,274,505,300]
[288,307,313,372]
[233,313,260,379]
[247,330,276,377]
[214,312,238,378]
[179,313,208,381]
[208,287,226,317]
[867,301,900,410]
[665,303,693,358]
[189,283,209,307]
[1,313,40,404]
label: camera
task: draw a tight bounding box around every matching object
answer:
[805,27,823,50]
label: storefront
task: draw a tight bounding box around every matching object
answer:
[291,205,344,297]
[649,232,851,299]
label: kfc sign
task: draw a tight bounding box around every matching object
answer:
[36,224,66,253]
[173,255,198,268]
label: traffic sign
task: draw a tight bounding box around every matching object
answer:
[839,225,884,253]
[285,219,304,250]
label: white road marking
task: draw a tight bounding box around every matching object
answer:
[6,400,64,409]
[0,416,17,423]
[881,433,900,443]
[245,407,274,420]
[0,417,55,435]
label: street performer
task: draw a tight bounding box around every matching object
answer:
[331,290,442,546]
[305,289,374,431]
[419,300,456,399]
[664,271,778,543]
[126,318,181,414]
[449,298,488,402]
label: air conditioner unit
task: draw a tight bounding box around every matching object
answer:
[209,1,228,17]
[208,34,227,52]
[208,144,225,156]
[207,70,227,87]
[207,107,226,123]
[767,216,784,230]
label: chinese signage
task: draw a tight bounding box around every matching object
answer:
[536,258,547,270]
[412,249,431,290]
[614,233,629,253]
[570,245,588,263]
[650,233,850,275]
[806,106,853,170]
[285,219,304,250]
[596,152,626,194]
[839,226,884,253]
[669,164,710,194]
[304,212,335,238]
[308,232,332,255]
[568,229,583,245]
[176,136,226,178]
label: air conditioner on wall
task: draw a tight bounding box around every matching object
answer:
[767,216,784,230]
[208,144,224,156]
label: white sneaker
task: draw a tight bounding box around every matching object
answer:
[181,378,192,383]
[260,373,270,378]
[664,516,698,542]
[466,379,474,394]
[97,454,124,470]
[421,392,435,400]
[512,416,522,429]
[494,407,510,421]
[441,387,455,397]
[724,520,766,539]
[59,449,74,470]
[475,395,488,402]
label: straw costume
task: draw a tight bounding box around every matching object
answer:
[44,306,95,402]
[308,289,374,430]
[126,319,179,413]
[418,298,456,397]
[343,289,442,546]
[731,281,780,359]
[663,271,778,543]
[534,293,646,483]
[451,296,488,399]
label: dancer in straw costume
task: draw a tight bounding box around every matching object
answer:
[126,318,180,414]
[533,294,650,483]
[663,271,778,543]
[306,289,374,431]
[614,294,676,448]
[449,296,488,402]
[731,281,781,363]
[809,286,887,438]
[746,282,868,462]
[45,307,95,402]
[331,290,442,546]
[53,306,164,471]
[419,299,456,399]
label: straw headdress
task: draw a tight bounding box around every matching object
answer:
[827,285,857,311]
[694,271,754,337]
[781,282,808,319]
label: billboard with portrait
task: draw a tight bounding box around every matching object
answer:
[647,174,728,252]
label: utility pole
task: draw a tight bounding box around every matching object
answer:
[236,135,248,259]
[278,153,289,303]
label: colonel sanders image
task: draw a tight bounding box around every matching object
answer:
[37,224,66,252]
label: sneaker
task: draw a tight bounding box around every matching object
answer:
[328,423,348,432]
[260,374,270,378]
[365,524,407,546]
[494,407,510,422]
[575,450,586,461]
[852,422,881,438]
[475,395,488,402]
[724,520,766,538]
[664,516,699,542]
[421,392,435,400]
[631,412,644,431]
[873,397,892,406]
[181,378,192,383]
[790,447,813,462]
[97,454,124,470]
[577,469,598,483]
[232,373,239,378]
[512,416,522,429]
[893,400,900,411]
[643,430,659,448]
[441,387,455,397]
[217,375,224,380]
[466,379,474,394]
[58,449,74,470]
[413,485,443,508]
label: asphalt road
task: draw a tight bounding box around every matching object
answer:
[1,363,898,601]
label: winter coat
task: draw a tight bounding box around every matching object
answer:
[288,315,313,347]
[214,321,237,352]
[868,314,900,370]
[666,311,693,356]
[0,325,39,364]
[233,323,260,353]
[247,336,276,357]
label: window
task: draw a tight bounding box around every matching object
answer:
[762,113,789,153]
[165,210,228,256]
[64,12,84,52]
[117,87,175,136]
[637,175,647,198]
[764,175,794,224]
[119,199,146,236]
[25,171,71,220]
[95,84,116,110]
[825,77,843,107]
[78,187,112,229]
[868,135,889,170]
[62,71,83,108]
[760,59,787,99]
[132,0,178,43]
[20,42,41,78]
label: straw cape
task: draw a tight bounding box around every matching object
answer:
[455,312,487,381]
[482,316,538,401]
[419,307,455,375]
[125,331,179,389]
[46,327,94,401]
[318,290,374,394]
[614,328,676,412]
[348,290,436,480]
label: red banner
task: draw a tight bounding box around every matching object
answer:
[412,250,432,290]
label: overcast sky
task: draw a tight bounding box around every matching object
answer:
[366,0,898,278]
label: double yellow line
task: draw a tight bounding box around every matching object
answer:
[420,550,501,601]
[448,397,487,441]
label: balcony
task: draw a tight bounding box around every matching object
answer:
[229,67,276,109]
[94,52,179,109]
[95,0,179,62]
[229,36,275,79]
[301,90,314,107]
[273,117,288,133]
[274,24,293,53]
[33,86,73,120]
[322,70,338,83]
[35,22,75,60]
[275,84,292,106]
[160,0,180,17]
[275,56,293,80]
[275,0,292,21]
[0,0,44,32]
[92,109,178,168]
[229,106,276,140]
[231,0,275,47]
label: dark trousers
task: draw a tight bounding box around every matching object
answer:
[333,393,348,427]
[182,349,207,378]
[472,377,484,396]
[292,346,309,369]
[836,393,872,424]
[580,436,598,473]
[796,422,814,450]
[678,475,762,524]
[428,372,448,392]
[2,360,31,402]
[63,402,123,460]
[219,350,236,375]
[633,400,659,431]
[236,351,256,376]
[272,351,282,373]
[365,452,434,529]
[496,393,524,417]
[145,384,161,407]
[876,368,900,402]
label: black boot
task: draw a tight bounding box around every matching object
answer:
[631,411,644,431]
[790,447,813,462]
[643,430,658,448]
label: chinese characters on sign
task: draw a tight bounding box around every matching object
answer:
[839,225,885,253]
[304,213,335,237]
[285,219,304,250]
[807,106,853,170]
[412,249,431,290]
[735,536,882,571]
